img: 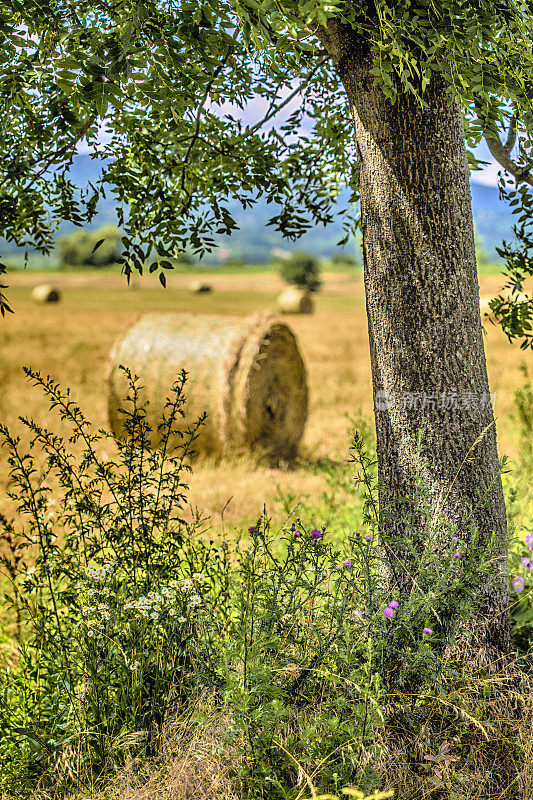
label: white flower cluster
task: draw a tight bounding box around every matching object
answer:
[84,562,114,583]
[77,562,115,593]
[123,574,204,622]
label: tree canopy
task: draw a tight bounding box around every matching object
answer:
[1,0,532,341]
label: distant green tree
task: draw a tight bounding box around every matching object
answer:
[278,251,321,291]
[57,225,121,268]
[331,251,358,266]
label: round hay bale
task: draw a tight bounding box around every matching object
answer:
[108,312,308,459]
[189,280,212,293]
[277,287,313,314]
[31,284,60,303]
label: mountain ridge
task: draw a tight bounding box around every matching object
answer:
[1,155,517,263]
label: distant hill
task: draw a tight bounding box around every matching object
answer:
[1,154,519,263]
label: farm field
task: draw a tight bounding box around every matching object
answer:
[1,268,531,534]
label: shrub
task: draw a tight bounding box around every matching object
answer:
[57,225,122,268]
[278,251,322,292]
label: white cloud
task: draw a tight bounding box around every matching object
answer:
[470,160,503,187]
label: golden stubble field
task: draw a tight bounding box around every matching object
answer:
[0,269,531,533]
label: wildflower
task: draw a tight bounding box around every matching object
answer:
[423,628,433,635]
[169,609,176,617]
[353,609,362,621]
[453,552,460,559]
[248,526,257,534]
[189,595,201,606]
[130,661,140,671]
[281,614,292,623]
[452,536,458,543]
[344,560,352,568]
[383,607,394,620]
[294,530,302,538]
[393,586,399,592]
[177,616,187,623]
[150,612,158,620]
[192,573,204,582]
[364,534,373,542]
[277,565,282,571]
[521,557,532,570]
[355,531,361,538]
[525,533,533,550]
[310,528,323,540]
[512,576,525,593]
[388,600,399,610]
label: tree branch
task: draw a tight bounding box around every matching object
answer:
[179,47,234,191]
[248,57,328,134]
[23,114,98,193]
[483,112,532,187]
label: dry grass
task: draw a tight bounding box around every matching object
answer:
[0,269,531,533]
[46,661,533,800]
[378,660,533,800]
[59,702,242,800]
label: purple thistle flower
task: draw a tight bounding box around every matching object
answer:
[310,528,323,541]
[393,586,399,592]
[452,536,458,543]
[277,566,282,571]
[294,530,302,538]
[388,600,399,609]
[383,607,395,620]
[423,627,433,635]
[512,576,525,593]
[344,560,352,568]
[453,552,460,559]
[521,557,532,570]
[364,534,373,542]
[248,526,257,534]
[355,531,361,538]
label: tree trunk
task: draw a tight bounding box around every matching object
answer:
[319,22,511,657]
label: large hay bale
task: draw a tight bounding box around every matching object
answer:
[31,284,60,303]
[189,280,212,293]
[108,312,308,459]
[277,287,313,314]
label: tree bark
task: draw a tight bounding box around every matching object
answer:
[319,22,511,657]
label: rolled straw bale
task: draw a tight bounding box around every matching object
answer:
[31,284,61,303]
[277,287,313,315]
[108,312,308,459]
[189,280,212,293]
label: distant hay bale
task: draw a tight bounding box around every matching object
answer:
[108,312,308,459]
[277,287,313,314]
[31,284,60,303]
[189,280,212,293]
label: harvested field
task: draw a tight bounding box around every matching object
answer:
[0,269,531,532]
